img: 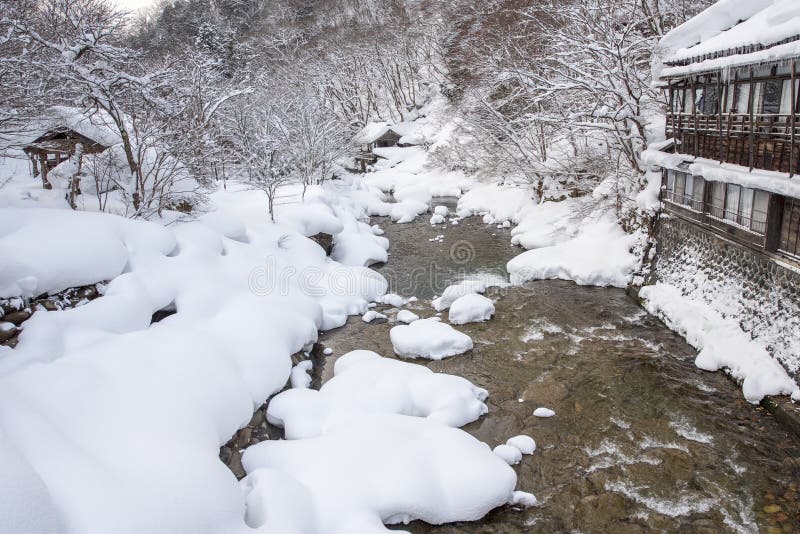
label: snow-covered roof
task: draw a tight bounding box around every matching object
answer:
[22,106,122,148]
[659,0,800,76]
[354,122,419,145]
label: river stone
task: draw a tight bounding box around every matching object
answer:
[4,310,31,325]
[522,380,568,404]
[0,322,16,343]
[309,232,334,255]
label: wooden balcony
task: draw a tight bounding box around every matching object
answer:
[666,112,800,175]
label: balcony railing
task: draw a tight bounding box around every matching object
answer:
[666,112,800,139]
[665,112,800,174]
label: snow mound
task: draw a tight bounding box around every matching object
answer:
[449,293,495,325]
[242,414,518,533]
[266,350,489,436]
[640,283,800,403]
[291,361,313,389]
[434,205,449,217]
[534,408,556,418]
[397,310,420,324]
[494,444,523,465]
[379,293,407,307]
[0,208,174,298]
[430,213,446,225]
[243,347,525,532]
[507,215,641,289]
[506,435,536,455]
[362,310,387,323]
[390,318,473,360]
[432,280,487,312]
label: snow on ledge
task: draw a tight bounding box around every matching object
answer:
[642,149,800,199]
[639,283,800,403]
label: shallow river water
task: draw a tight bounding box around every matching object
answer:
[316,199,800,533]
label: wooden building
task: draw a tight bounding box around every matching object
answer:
[352,122,418,173]
[651,2,800,262]
[21,107,118,190]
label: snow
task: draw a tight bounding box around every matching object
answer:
[0,207,175,298]
[458,184,645,289]
[639,283,800,403]
[362,310,387,323]
[266,350,490,435]
[506,435,536,455]
[290,360,313,389]
[448,293,495,325]
[662,0,800,64]
[242,349,531,532]
[390,318,473,360]
[533,408,556,418]
[434,205,449,217]
[493,444,523,465]
[430,213,446,225]
[396,310,420,324]
[507,214,641,289]
[431,280,487,312]
[0,178,394,534]
[378,293,407,307]
[242,414,519,533]
[323,347,334,355]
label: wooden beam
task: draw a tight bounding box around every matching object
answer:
[748,67,756,170]
[792,60,797,177]
[692,77,699,156]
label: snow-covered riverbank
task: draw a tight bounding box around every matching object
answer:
[0,169,539,533]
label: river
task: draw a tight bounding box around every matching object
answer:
[314,198,800,533]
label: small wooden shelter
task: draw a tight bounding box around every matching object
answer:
[21,107,119,190]
[23,128,111,189]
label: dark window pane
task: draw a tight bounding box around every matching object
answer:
[761,80,783,114]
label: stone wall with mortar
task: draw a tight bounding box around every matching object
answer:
[646,212,800,380]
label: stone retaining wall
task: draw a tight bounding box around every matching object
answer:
[647,212,800,380]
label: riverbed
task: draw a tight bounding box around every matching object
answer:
[315,198,800,533]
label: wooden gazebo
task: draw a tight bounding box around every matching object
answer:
[23,127,111,190]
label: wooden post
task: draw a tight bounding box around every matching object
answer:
[29,153,39,178]
[791,60,797,177]
[691,77,699,156]
[748,67,756,170]
[717,74,725,162]
[39,154,52,190]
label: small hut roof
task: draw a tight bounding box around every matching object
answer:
[22,107,122,150]
[354,121,420,145]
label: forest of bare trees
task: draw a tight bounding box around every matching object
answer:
[1,0,711,224]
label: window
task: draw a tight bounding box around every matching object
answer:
[698,86,719,115]
[760,79,783,114]
[708,181,726,218]
[725,184,741,222]
[708,182,770,235]
[664,171,703,210]
[752,190,770,234]
[735,83,751,113]
[780,197,800,257]
[671,89,684,113]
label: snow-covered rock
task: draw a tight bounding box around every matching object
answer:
[397,310,420,324]
[362,310,388,323]
[432,280,487,312]
[290,360,313,389]
[448,294,495,325]
[493,444,523,465]
[506,435,536,455]
[379,293,407,307]
[390,318,473,360]
[266,350,489,435]
[533,407,556,418]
